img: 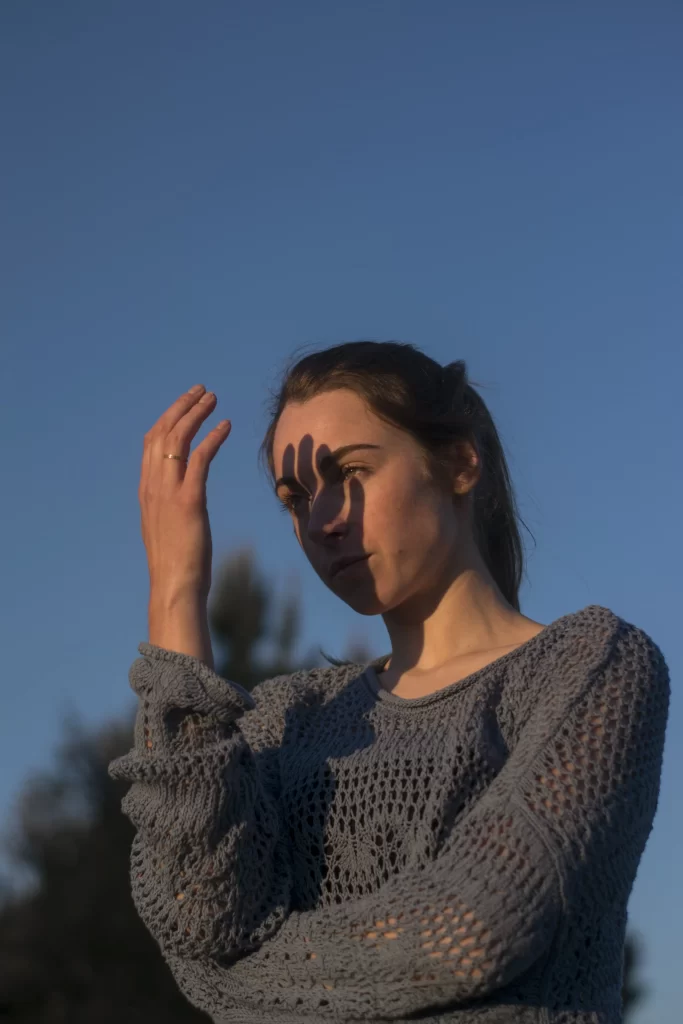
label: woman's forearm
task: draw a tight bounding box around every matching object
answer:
[148,590,215,669]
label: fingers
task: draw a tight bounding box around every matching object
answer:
[141,386,205,489]
[158,390,218,463]
[183,419,231,497]
[148,384,208,441]
[140,386,225,497]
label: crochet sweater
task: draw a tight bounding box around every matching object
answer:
[109,604,670,1024]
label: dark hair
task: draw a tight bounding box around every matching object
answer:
[259,340,532,618]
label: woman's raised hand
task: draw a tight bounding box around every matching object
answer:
[139,384,231,607]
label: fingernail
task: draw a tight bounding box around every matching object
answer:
[189,384,205,394]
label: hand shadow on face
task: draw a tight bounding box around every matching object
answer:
[279,430,448,644]
[280,434,381,615]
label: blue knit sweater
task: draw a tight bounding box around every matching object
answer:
[109,604,670,1023]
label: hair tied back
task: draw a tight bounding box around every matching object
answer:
[439,360,473,416]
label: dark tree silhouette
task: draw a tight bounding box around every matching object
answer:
[208,545,317,687]
[622,931,647,1021]
[0,718,210,1023]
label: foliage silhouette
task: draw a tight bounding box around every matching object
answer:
[622,931,647,1021]
[0,717,210,1023]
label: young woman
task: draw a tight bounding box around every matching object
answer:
[110,341,670,1024]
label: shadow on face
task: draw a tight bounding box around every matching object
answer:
[278,431,383,616]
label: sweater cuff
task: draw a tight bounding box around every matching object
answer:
[135,641,257,717]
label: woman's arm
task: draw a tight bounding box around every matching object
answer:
[109,643,299,961]
[148,590,215,667]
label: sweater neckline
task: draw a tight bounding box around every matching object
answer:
[361,604,604,708]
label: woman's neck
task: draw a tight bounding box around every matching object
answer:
[380,563,543,680]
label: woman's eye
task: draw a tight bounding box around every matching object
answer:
[340,464,364,480]
[278,493,306,513]
[277,466,364,514]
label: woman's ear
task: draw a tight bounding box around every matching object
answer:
[452,440,481,496]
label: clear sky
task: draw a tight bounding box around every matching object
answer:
[1,3,681,1020]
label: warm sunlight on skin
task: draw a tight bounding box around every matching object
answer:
[271,389,545,684]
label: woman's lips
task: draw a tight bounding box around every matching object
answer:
[331,554,370,578]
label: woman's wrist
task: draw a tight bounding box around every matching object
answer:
[148,590,214,670]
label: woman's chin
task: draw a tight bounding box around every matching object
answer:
[343,594,388,616]
[334,579,396,617]
[321,557,398,615]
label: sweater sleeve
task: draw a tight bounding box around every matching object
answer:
[169,617,670,1021]
[108,642,299,962]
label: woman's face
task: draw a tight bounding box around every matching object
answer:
[271,388,477,617]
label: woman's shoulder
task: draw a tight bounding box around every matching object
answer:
[519,603,670,708]
[495,604,670,760]
[547,603,667,667]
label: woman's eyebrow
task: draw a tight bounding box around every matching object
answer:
[274,443,381,492]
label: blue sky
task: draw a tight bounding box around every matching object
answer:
[1,2,681,1019]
